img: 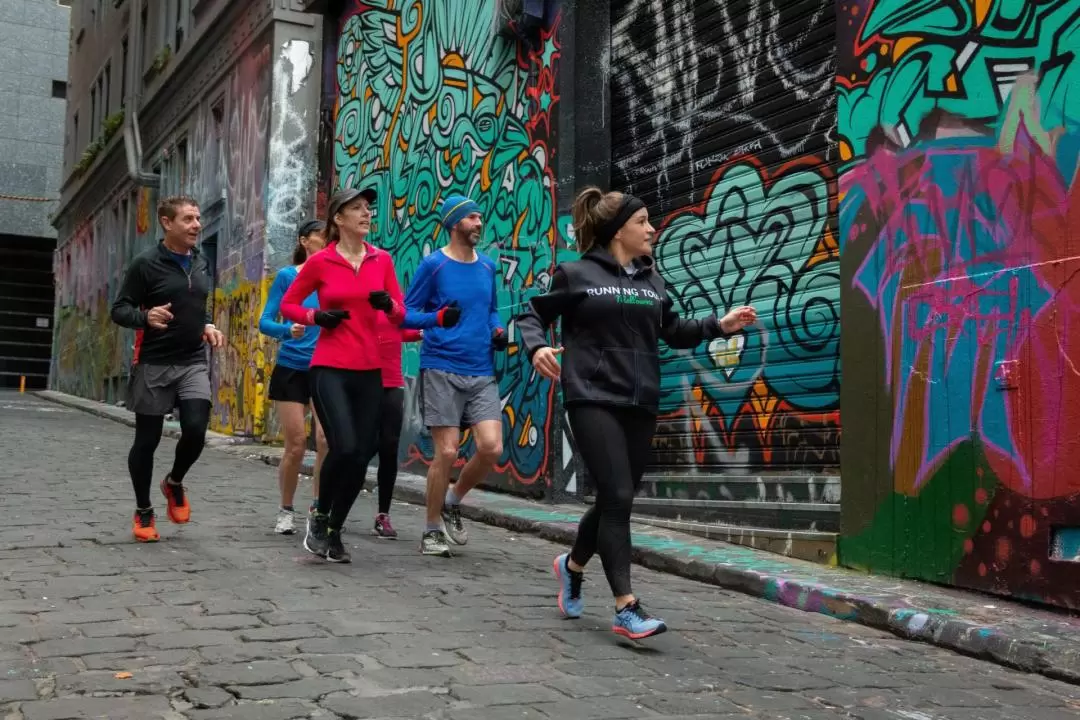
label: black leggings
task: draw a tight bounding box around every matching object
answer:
[310,367,383,530]
[128,400,211,509]
[366,386,404,515]
[567,404,657,598]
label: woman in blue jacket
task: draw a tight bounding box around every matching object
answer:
[259,219,329,535]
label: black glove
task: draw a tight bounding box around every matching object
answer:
[313,309,350,329]
[491,327,509,351]
[368,290,393,312]
[436,301,461,328]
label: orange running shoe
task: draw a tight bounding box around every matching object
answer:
[160,476,191,524]
[132,509,160,542]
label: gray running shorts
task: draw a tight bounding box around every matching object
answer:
[127,363,212,416]
[420,369,501,428]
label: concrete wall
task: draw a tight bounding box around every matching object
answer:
[0,0,69,238]
[327,0,568,495]
[838,0,1080,608]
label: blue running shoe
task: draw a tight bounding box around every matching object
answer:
[553,553,584,618]
[612,600,666,640]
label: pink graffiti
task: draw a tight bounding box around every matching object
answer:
[845,119,1080,500]
[903,275,1020,346]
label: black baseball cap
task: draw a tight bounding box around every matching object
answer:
[327,187,377,219]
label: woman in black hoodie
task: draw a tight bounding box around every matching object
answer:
[517,186,757,639]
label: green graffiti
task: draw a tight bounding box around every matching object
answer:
[333,1,565,484]
[839,441,1000,580]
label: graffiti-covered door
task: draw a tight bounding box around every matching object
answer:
[837,0,1080,608]
[609,0,841,523]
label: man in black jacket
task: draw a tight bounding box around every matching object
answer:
[111,195,225,542]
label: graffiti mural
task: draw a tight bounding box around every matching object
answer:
[838,0,1080,607]
[52,30,323,442]
[611,0,840,484]
[652,158,841,472]
[211,278,272,437]
[211,36,273,437]
[267,39,317,270]
[332,0,564,491]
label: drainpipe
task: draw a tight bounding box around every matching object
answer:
[123,1,160,188]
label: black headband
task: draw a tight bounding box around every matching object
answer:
[595,194,646,245]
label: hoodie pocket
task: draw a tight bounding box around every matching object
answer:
[587,348,637,402]
[635,350,661,407]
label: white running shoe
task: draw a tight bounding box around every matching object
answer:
[275,508,296,535]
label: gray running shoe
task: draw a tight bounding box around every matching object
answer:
[420,529,452,557]
[441,504,468,545]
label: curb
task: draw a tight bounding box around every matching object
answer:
[256,453,1080,685]
[32,390,255,448]
[414,503,1079,683]
[30,390,1080,685]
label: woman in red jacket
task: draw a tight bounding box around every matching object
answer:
[280,188,406,563]
[367,316,423,539]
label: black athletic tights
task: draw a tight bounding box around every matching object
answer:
[129,400,211,508]
[366,386,404,515]
[567,404,657,598]
[310,367,383,530]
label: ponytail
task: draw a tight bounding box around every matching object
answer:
[325,197,343,247]
[571,186,625,253]
[292,219,326,265]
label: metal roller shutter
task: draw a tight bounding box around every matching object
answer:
[609,0,840,529]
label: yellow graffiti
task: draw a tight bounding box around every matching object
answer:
[210,277,273,439]
[53,294,131,401]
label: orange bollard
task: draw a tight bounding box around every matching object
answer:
[19,376,26,393]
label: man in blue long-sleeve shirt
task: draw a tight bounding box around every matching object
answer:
[403,194,507,557]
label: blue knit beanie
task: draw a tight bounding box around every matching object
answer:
[440,194,481,229]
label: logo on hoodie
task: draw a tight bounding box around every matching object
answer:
[586,285,661,307]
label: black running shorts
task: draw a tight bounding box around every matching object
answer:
[268,365,311,405]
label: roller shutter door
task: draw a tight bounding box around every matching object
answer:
[609,0,840,506]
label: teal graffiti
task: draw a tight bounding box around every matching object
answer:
[333,1,564,484]
[495,504,804,574]
[838,0,1079,169]
[653,158,840,421]
[498,507,582,524]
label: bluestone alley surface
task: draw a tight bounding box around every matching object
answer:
[1,391,1079,720]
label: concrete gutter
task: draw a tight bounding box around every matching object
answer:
[35,390,255,448]
[253,451,1080,686]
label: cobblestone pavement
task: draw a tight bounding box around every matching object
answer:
[1,392,1078,720]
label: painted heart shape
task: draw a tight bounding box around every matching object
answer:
[707,333,745,379]
[653,157,840,421]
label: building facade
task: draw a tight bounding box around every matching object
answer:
[51,0,322,438]
[52,0,1080,608]
[305,0,1080,609]
[0,0,70,390]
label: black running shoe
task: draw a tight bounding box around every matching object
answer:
[304,512,330,558]
[326,529,350,563]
